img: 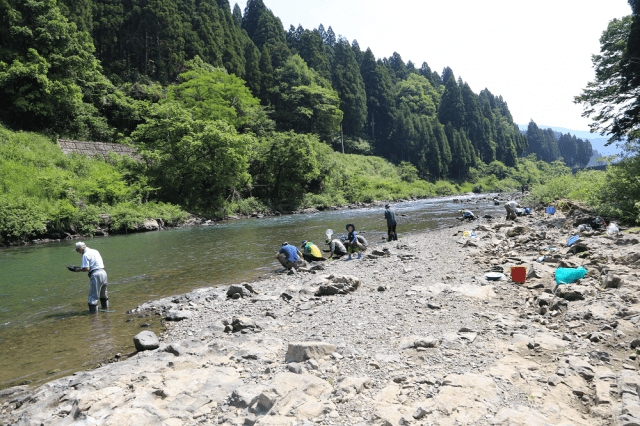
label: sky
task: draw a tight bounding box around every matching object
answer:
[234,0,632,133]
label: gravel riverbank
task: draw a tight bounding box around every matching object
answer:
[2,204,639,426]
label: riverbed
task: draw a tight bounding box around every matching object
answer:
[0,194,504,389]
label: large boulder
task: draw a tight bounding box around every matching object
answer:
[286,342,337,362]
[140,219,159,231]
[133,330,159,351]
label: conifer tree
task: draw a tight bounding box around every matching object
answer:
[259,45,274,102]
[438,76,465,129]
[331,37,367,135]
[244,41,262,96]
[232,3,242,27]
[360,48,395,153]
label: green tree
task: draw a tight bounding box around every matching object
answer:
[575,14,640,143]
[331,37,367,135]
[250,131,326,203]
[131,102,254,209]
[438,76,465,129]
[0,0,125,139]
[167,64,260,130]
[359,48,395,151]
[270,55,343,135]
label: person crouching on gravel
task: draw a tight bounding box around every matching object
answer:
[458,209,477,221]
[276,242,303,270]
[326,236,348,259]
[345,224,364,260]
[301,240,325,262]
[505,200,521,221]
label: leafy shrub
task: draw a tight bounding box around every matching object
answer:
[0,196,48,240]
[433,181,456,196]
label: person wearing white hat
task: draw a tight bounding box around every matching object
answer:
[67,242,108,314]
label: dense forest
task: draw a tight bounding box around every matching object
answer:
[524,121,593,167]
[5,0,637,244]
[0,0,533,181]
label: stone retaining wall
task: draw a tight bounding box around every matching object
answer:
[57,139,140,160]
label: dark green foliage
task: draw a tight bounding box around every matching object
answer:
[248,131,326,204]
[575,12,640,144]
[270,55,342,136]
[438,76,465,129]
[360,48,395,153]
[526,120,563,163]
[331,37,367,135]
[131,103,254,209]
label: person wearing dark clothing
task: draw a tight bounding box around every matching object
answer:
[301,240,325,262]
[276,242,303,269]
[384,204,398,241]
[345,224,362,260]
[458,209,477,221]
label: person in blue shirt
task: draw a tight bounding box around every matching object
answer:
[345,224,362,260]
[276,242,303,270]
[67,242,108,314]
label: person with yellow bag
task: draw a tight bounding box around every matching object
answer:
[300,240,325,262]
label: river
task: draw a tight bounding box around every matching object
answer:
[0,194,504,389]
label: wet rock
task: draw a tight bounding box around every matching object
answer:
[133,331,160,351]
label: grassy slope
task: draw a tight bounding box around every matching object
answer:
[0,126,188,243]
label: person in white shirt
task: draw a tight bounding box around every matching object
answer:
[67,242,108,314]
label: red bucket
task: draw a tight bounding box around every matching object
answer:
[511,266,527,284]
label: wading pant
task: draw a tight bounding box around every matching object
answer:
[88,269,108,306]
[387,225,397,241]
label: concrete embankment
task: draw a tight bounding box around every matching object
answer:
[2,205,639,426]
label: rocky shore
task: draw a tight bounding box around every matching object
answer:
[2,203,639,426]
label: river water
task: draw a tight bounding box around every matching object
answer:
[0,194,504,389]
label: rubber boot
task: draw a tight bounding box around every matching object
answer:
[88,304,98,314]
[357,253,361,259]
[346,255,352,260]
[100,298,109,310]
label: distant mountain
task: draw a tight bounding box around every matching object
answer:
[517,124,623,156]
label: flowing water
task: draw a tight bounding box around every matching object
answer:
[0,194,504,389]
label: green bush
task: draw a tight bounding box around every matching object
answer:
[0,196,48,240]
[433,181,456,196]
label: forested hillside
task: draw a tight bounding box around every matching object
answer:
[1,0,530,182]
[524,121,593,167]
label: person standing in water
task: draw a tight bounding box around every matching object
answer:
[384,204,398,241]
[67,242,108,314]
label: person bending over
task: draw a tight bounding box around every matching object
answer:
[67,242,108,314]
[301,240,325,262]
[276,242,303,270]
